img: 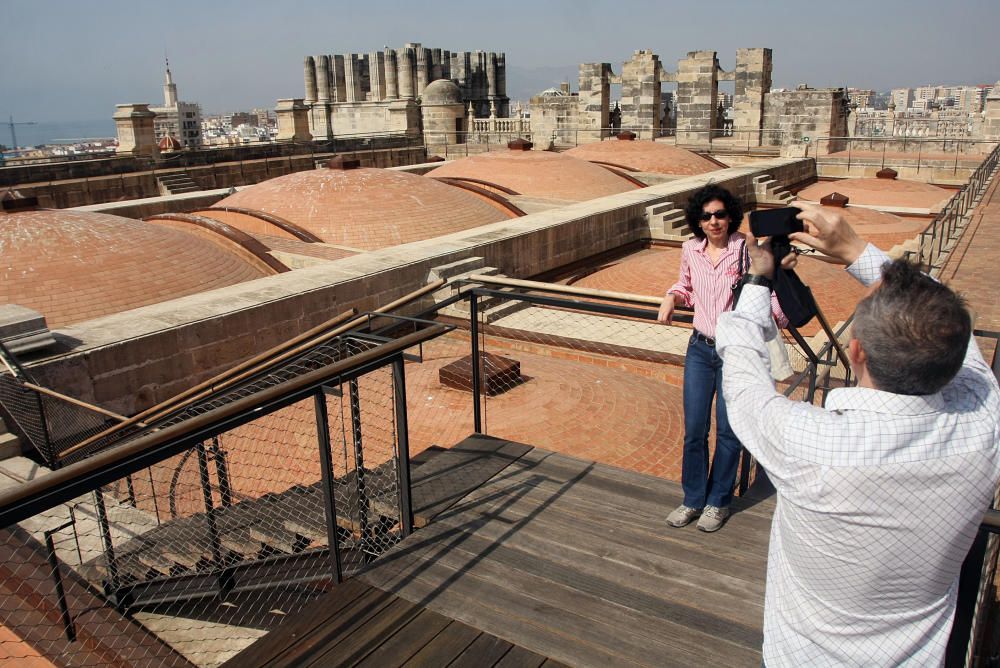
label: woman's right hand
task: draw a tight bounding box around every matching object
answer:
[657,296,676,324]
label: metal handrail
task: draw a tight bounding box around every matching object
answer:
[0,324,449,529]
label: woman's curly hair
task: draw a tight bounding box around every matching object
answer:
[684,184,743,239]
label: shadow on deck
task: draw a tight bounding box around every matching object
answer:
[227,434,774,667]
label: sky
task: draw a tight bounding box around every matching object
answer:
[2,0,999,123]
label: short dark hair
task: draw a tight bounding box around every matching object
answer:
[684,184,743,239]
[852,259,971,395]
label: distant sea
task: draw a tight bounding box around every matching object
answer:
[4,119,117,148]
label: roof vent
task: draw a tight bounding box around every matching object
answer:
[0,304,57,355]
[327,155,361,170]
[1,190,39,213]
[876,167,898,180]
[617,131,637,141]
[508,138,533,151]
[425,155,446,163]
[820,192,849,207]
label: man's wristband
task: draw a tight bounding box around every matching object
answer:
[743,274,773,290]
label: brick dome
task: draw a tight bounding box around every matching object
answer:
[797,177,951,210]
[208,167,512,250]
[829,204,928,250]
[1,210,273,328]
[564,140,720,176]
[428,148,641,201]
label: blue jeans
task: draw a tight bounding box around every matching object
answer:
[681,334,743,508]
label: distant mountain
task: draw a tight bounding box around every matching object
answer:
[505,64,582,102]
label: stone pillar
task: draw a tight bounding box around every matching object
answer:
[275,98,312,142]
[344,54,362,102]
[983,81,1000,142]
[497,53,507,97]
[316,55,331,102]
[441,50,451,80]
[430,48,443,81]
[675,50,719,145]
[620,49,662,138]
[578,63,613,141]
[331,55,347,102]
[398,47,415,99]
[487,52,498,97]
[303,56,317,106]
[732,48,772,146]
[384,49,399,99]
[368,51,386,101]
[415,47,429,96]
[452,52,470,95]
[113,104,158,156]
[476,51,488,100]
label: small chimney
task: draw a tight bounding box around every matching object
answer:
[327,155,361,170]
[875,167,898,180]
[508,138,533,151]
[820,192,849,208]
[617,130,637,141]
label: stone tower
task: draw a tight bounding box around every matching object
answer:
[620,50,662,137]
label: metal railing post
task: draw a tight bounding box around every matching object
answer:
[93,488,123,608]
[392,358,414,538]
[44,521,77,642]
[196,442,231,596]
[946,528,989,667]
[349,378,371,561]
[314,388,344,584]
[469,292,483,434]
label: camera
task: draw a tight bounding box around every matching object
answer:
[749,207,803,262]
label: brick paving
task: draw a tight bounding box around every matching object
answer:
[939,174,1000,332]
[798,177,952,209]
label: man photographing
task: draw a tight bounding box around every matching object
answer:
[716,201,1000,666]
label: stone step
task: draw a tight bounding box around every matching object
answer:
[646,201,675,217]
[432,267,501,303]
[0,432,23,460]
[438,296,528,324]
[429,257,488,282]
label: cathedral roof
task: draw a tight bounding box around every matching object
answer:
[565,139,720,176]
[0,209,273,327]
[207,166,513,250]
[797,177,951,210]
[428,145,641,201]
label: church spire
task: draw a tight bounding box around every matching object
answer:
[163,56,178,107]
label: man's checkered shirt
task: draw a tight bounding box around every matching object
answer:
[717,245,1000,667]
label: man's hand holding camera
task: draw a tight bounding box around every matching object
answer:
[790,201,868,266]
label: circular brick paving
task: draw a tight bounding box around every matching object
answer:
[211,167,512,250]
[1,209,271,328]
[565,140,719,176]
[428,148,640,201]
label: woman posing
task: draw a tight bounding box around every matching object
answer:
[657,185,787,532]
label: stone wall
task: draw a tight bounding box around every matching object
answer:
[529,94,581,147]
[7,146,427,209]
[25,159,814,414]
[763,88,849,152]
[732,48,772,141]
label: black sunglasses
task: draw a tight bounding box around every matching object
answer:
[700,209,729,222]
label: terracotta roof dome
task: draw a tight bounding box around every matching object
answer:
[564,139,720,176]
[0,209,273,328]
[797,177,951,210]
[428,147,640,201]
[422,79,463,105]
[158,134,182,151]
[207,167,512,250]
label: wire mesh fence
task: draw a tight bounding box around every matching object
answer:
[0,327,438,667]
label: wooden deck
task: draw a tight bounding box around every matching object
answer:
[230,435,775,667]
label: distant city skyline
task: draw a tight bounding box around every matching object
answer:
[2,0,998,123]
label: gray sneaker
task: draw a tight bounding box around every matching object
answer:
[697,505,731,532]
[667,504,702,527]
